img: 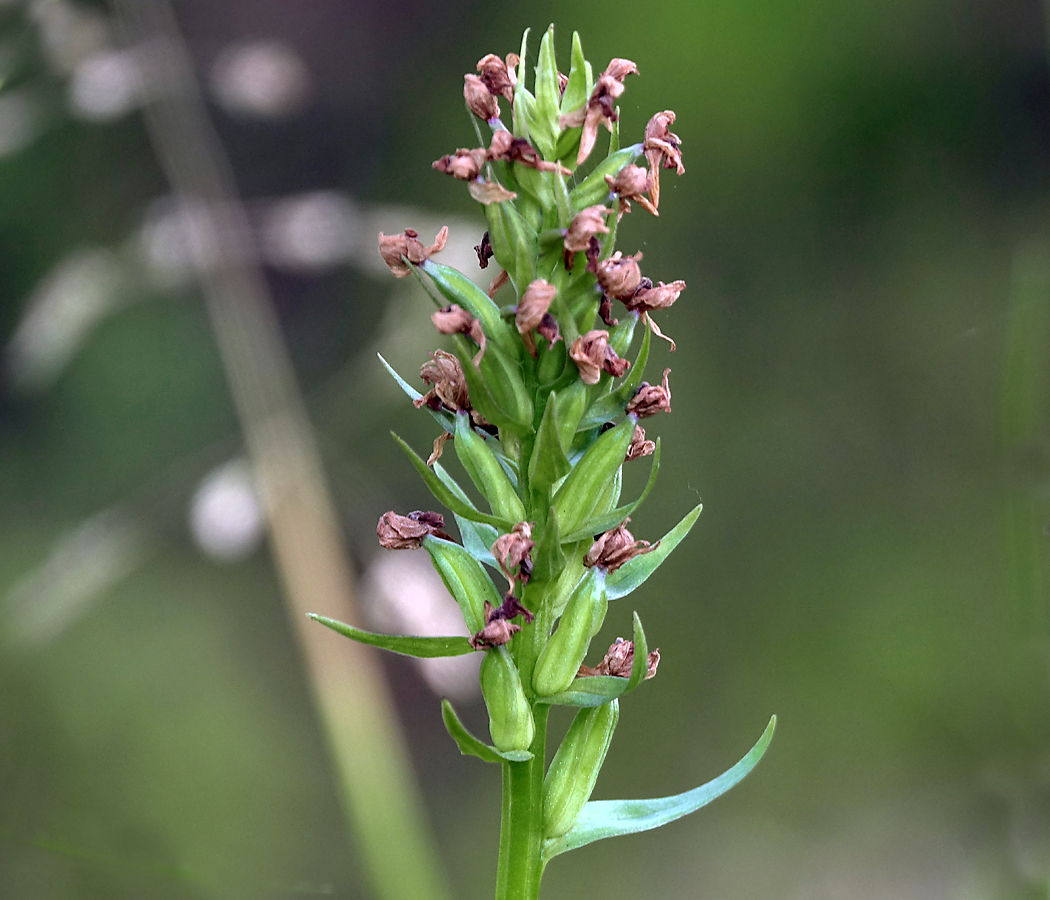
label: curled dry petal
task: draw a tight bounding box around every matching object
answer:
[413,349,471,413]
[487,268,510,298]
[464,73,499,120]
[491,522,535,587]
[376,510,451,549]
[378,226,449,277]
[488,130,570,174]
[605,164,658,218]
[603,58,639,82]
[427,431,452,466]
[626,368,672,417]
[468,180,518,205]
[431,304,486,364]
[536,313,561,349]
[475,232,494,268]
[644,110,685,210]
[433,147,489,180]
[625,424,656,461]
[578,638,660,680]
[593,250,643,300]
[469,594,534,649]
[516,279,557,356]
[570,330,631,385]
[584,518,659,572]
[623,279,686,313]
[477,53,515,103]
[564,205,611,262]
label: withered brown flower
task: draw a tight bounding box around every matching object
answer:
[464,73,499,120]
[623,279,686,313]
[474,232,494,269]
[431,304,486,364]
[563,205,611,266]
[378,227,449,277]
[376,510,452,549]
[605,164,657,218]
[569,330,631,385]
[559,58,639,166]
[488,130,570,174]
[468,180,518,205]
[593,250,643,300]
[577,637,660,680]
[644,110,685,210]
[492,522,535,590]
[584,518,659,572]
[625,368,672,417]
[516,279,557,357]
[432,147,489,181]
[625,424,656,461]
[469,595,534,650]
[413,349,470,413]
[476,53,517,104]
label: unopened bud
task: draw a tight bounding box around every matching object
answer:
[464,73,499,120]
[593,251,643,300]
[376,510,451,549]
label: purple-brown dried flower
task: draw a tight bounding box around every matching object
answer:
[578,637,660,680]
[432,147,489,181]
[492,522,535,590]
[626,368,672,417]
[584,518,659,572]
[625,424,656,461]
[563,205,611,267]
[622,279,686,313]
[605,164,657,218]
[516,279,557,357]
[376,510,452,549]
[469,595,535,650]
[413,349,471,413]
[560,58,639,166]
[476,53,517,104]
[644,110,685,210]
[593,250,643,300]
[431,304,486,364]
[569,330,631,385]
[488,130,570,174]
[464,73,499,120]
[378,227,449,277]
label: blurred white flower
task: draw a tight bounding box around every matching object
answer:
[210,40,311,118]
[190,459,266,562]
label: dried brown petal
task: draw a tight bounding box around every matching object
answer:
[431,305,486,364]
[413,349,471,413]
[427,431,452,466]
[563,205,612,263]
[468,180,518,205]
[464,73,499,120]
[477,53,515,103]
[487,268,510,298]
[469,595,534,649]
[625,425,656,461]
[623,279,686,313]
[475,232,494,269]
[598,294,618,327]
[488,130,570,174]
[584,518,659,572]
[578,637,660,679]
[560,66,636,166]
[644,110,685,210]
[626,368,672,417]
[377,226,449,277]
[605,164,658,218]
[604,58,639,83]
[536,313,561,349]
[433,147,489,181]
[376,510,451,549]
[593,250,643,300]
[516,279,557,356]
[492,522,535,588]
[569,330,631,385]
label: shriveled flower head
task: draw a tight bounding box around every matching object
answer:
[464,73,499,120]
[488,130,570,174]
[516,279,557,356]
[431,304,486,363]
[433,147,488,181]
[584,518,659,572]
[593,250,643,300]
[623,279,686,313]
[376,510,451,549]
[492,522,535,588]
[378,227,448,277]
[570,330,631,385]
[469,595,534,650]
[564,205,611,259]
[644,110,685,210]
[578,637,660,680]
[560,58,639,165]
[626,368,672,417]
[476,52,517,103]
[625,424,656,461]
[605,164,657,218]
[413,349,470,413]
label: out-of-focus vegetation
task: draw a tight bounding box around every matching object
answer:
[1,1,1049,898]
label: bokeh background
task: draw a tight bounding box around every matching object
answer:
[2,0,1049,898]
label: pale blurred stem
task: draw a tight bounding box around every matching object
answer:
[110,3,451,899]
[496,705,549,900]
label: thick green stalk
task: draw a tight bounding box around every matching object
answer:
[496,704,549,900]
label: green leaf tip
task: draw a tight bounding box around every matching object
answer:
[308,614,475,658]
[542,715,777,860]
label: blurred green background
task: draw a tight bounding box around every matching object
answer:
[2,0,1049,898]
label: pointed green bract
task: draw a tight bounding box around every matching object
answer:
[309,615,474,658]
[424,535,503,634]
[606,504,703,600]
[542,717,778,861]
[442,699,533,764]
[529,392,571,490]
[568,144,644,209]
[560,32,589,118]
[454,412,527,522]
[531,25,560,160]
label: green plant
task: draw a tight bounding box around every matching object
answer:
[312,25,774,900]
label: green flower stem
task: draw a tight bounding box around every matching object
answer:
[496,703,550,900]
